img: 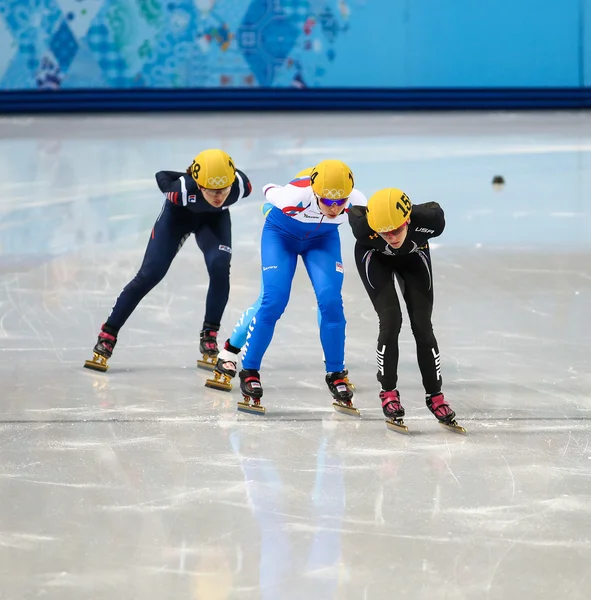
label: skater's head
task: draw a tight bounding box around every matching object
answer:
[188,149,236,207]
[367,188,412,249]
[310,159,354,219]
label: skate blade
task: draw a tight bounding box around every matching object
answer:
[386,418,409,434]
[332,402,360,417]
[197,356,217,371]
[439,421,467,434]
[205,375,232,392]
[237,400,266,415]
[83,355,108,372]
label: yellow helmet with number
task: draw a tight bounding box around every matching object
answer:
[190,149,236,189]
[310,160,354,200]
[367,188,412,232]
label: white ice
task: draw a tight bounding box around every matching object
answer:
[1,112,591,599]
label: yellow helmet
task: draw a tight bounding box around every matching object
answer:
[310,160,354,200]
[367,188,412,232]
[190,149,236,189]
[295,166,313,179]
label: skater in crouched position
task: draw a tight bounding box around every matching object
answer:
[206,168,354,394]
[84,149,252,372]
[234,161,366,414]
[348,188,464,433]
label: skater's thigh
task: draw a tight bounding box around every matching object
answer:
[140,202,193,274]
[302,233,344,295]
[353,242,401,313]
[194,211,232,267]
[260,225,298,291]
[397,248,434,316]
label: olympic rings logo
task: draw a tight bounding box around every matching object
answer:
[321,188,346,199]
[207,176,229,186]
[374,225,398,233]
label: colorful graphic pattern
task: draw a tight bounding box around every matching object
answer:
[0,0,362,89]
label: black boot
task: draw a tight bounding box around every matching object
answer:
[326,370,354,403]
[239,369,263,399]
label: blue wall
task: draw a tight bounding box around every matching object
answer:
[1,0,590,111]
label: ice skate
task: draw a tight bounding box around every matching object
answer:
[341,368,356,391]
[426,393,466,434]
[326,371,360,416]
[205,347,238,392]
[83,326,117,372]
[197,329,219,371]
[381,390,408,434]
[237,369,265,415]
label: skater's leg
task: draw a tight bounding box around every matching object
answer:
[396,247,441,394]
[241,224,298,371]
[353,242,403,390]
[209,278,264,386]
[302,234,355,409]
[397,249,461,427]
[195,210,232,331]
[228,278,264,350]
[106,202,192,330]
[302,231,345,373]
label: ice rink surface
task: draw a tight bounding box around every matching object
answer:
[1,111,591,599]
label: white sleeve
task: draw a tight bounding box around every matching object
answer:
[349,189,368,207]
[262,183,310,211]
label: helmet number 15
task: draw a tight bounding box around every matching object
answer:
[396,193,411,218]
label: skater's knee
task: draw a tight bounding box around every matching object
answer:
[259,289,289,321]
[133,267,166,292]
[409,314,434,342]
[378,307,402,333]
[316,289,344,324]
[206,252,231,277]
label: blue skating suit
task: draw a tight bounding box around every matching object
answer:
[240,174,367,373]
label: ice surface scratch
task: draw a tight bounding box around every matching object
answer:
[445,460,460,485]
[502,455,515,499]
[444,437,460,485]
[563,430,573,457]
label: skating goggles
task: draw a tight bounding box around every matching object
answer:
[200,185,232,195]
[380,220,410,236]
[316,194,349,207]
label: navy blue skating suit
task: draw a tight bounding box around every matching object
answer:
[105,169,252,333]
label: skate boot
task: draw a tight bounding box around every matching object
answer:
[84,324,118,372]
[381,390,408,434]
[237,369,265,415]
[205,340,240,392]
[197,328,219,371]
[426,393,466,434]
[326,371,360,416]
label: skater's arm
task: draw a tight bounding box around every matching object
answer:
[262,182,309,213]
[412,202,446,238]
[235,169,253,198]
[347,205,385,250]
[348,204,371,238]
[155,170,186,193]
[349,189,368,207]
[222,169,253,208]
